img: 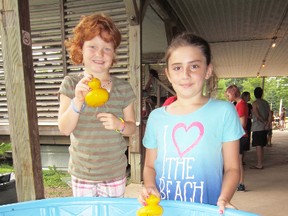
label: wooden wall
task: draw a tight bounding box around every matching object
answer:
[0,0,130,125]
[0,0,142,187]
[0,0,134,145]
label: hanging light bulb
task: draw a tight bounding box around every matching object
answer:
[262,60,266,68]
[271,36,277,48]
[257,72,260,78]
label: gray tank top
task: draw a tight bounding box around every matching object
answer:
[251,99,270,131]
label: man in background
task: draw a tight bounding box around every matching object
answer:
[250,87,271,170]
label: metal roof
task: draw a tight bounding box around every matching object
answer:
[142,0,288,78]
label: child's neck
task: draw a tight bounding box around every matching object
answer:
[177,96,208,106]
[168,97,209,115]
[83,71,111,81]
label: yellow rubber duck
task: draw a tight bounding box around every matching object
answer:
[85,78,109,107]
[137,194,163,216]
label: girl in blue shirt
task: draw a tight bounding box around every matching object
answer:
[139,33,244,214]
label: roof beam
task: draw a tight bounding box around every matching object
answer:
[140,0,151,23]
[142,52,165,64]
[124,0,140,26]
[150,0,185,42]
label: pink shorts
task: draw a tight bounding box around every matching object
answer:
[71,175,126,198]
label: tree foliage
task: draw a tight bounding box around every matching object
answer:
[215,77,288,115]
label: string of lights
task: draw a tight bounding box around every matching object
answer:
[257,6,288,77]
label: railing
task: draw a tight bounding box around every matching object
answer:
[154,79,175,107]
[142,79,175,120]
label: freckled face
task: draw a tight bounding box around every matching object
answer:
[82,35,115,75]
[166,46,212,98]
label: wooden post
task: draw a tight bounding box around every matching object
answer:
[128,24,142,183]
[0,0,44,201]
[125,0,142,183]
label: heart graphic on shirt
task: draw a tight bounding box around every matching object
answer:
[172,122,204,158]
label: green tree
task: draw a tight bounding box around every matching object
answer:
[266,77,288,115]
[215,77,288,115]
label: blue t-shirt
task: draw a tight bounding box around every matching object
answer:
[143,99,244,205]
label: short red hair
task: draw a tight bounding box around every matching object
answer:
[65,13,121,65]
[225,84,240,98]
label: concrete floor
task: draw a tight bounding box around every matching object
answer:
[125,129,288,216]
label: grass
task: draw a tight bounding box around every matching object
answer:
[0,163,71,197]
[0,143,13,174]
[0,143,72,197]
[0,142,70,187]
[42,166,72,197]
[42,166,70,187]
[0,164,70,187]
[0,142,12,155]
[0,163,14,173]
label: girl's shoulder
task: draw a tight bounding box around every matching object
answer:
[204,99,237,115]
[207,98,234,108]
[149,106,166,116]
[63,74,82,84]
[112,77,132,89]
[112,76,129,84]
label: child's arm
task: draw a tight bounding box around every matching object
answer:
[217,140,240,213]
[97,102,136,135]
[121,102,136,136]
[58,76,91,136]
[58,95,81,136]
[138,148,159,205]
[266,110,273,129]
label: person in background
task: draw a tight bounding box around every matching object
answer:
[162,95,177,106]
[280,107,286,131]
[241,91,252,152]
[267,110,274,146]
[58,13,136,197]
[274,113,280,129]
[225,85,249,192]
[139,32,243,215]
[250,87,271,170]
[144,69,167,106]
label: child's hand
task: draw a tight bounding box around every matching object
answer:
[138,186,160,206]
[97,113,120,131]
[217,198,227,214]
[217,198,237,215]
[74,74,93,102]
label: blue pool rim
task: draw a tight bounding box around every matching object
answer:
[0,197,259,216]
